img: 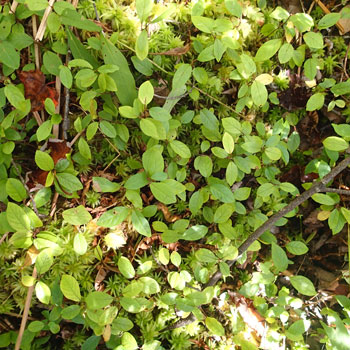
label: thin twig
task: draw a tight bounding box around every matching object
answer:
[35,0,56,41]
[342,42,350,81]
[0,232,9,245]
[10,1,18,14]
[50,192,59,217]
[32,15,40,69]
[194,86,243,117]
[32,111,43,126]
[323,188,350,195]
[11,160,39,216]
[14,267,37,350]
[69,131,83,147]
[169,156,350,329]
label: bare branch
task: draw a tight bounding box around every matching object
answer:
[169,156,350,329]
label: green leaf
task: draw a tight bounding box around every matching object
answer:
[28,320,45,333]
[278,43,294,64]
[66,29,99,69]
[286,241,309,255]
[213,39,226,62]
[62,205,92,225]
[142,146,164,176]
[43,51,62,76]
[36,120,52,142]
[331,80,350,96]
[265,146,282,160]
[210,184,235,203]
[255,39,282,62]
[323,136,349,151]
[6,178,27,202]
[136,0,153,22]
[182,225,208,240]
[140,118,166,140]
[290,275,317,296]
[82,336,101,350]
[225,0,242,17]
[138,80,154,105]
[139,277,160,294]
[131,210,151,237]
[303,32,323,49]
[251,80,268,106]
[4,84,24,109]
[290,13,314,32]
[92,177,120,193]
[35,150,54,171]
[135,30,149,61]
[59,65,72,89]
[318,13,341,29]
[122,332,138,350]
[35,248,54,274]
[85,291,113,310]
[73,233,88,255]
[118,256,135,279]
[312,193,337,205]
[194,156,213,177]
[271,243,288,272]
[61,305,81,320]
[191,16,215,33]
[97,207,129,228]
[307,92,325,111]
[0,41,20,69]
[6,202,31,232]
[257,183,275,197]
[172,64,192,91]
[226,161,238,186]
[60,274,81,301]
[112,317,134,332]
[61,9,101,31]
[205,317,225,336]
[99,120,117,138]
[100,36,137,106]
[196,248,217,263]
[56,172,83,193]
[35,281,51,304]
[286,319,310,341]
[170,140,191,158]
[78,137,91,160]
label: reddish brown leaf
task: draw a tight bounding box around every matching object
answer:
[18,70,58,112]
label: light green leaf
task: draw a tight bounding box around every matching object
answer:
[251,80,268,106]
[303,32,323,49]
[35,281,51,304]
[138,80,154,105]
[172,64,192,90]
[140,118,166,140]
[170,140,191,158]
[323,136,349,151]
[73,233,88,255]
[60,274,81,301]
[271,243,288,272]
[131,210,151,237]
[6,202,31,232]
[255,39,282,62]
[118,256,135,279]
[290,275,317,296]
[136,0,153,22]
[135,30,149,61]
[62,205,92,225]
[6,178,27,202]
[206,317,225,336]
